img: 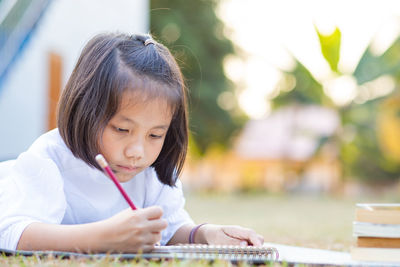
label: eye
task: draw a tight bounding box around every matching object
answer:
[115,127,129,133]
[150,134,163,139]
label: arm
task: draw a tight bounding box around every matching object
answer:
[167,223,196,245]
[18,221,107,252]
[17,206,167,253]
[168,223,264,246]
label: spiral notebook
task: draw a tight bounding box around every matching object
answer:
[1,244,279,263]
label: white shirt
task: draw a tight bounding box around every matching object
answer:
[0,129,193,250]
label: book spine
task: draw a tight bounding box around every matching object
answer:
[351,247,400,262]
[353,222,400,238]
[355,209,400,224]
[357,237,400,248]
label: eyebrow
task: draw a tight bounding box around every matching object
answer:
[118,115,170,129]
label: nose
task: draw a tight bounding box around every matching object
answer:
[124,137,144,160]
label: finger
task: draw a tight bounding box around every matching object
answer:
[152,232,162,244]
[257,234,265,245]
[240,241,248,247]
[223,226,262,246]
[247,231,263,246]
[143,231,162,246]
[147,218,168,231]
[236,229,263,246]
[222,225,248,240]
[220,234,247,246]
[141,206,163,220]
[141,244,155,253]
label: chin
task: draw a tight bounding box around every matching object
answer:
[117,173,136,183]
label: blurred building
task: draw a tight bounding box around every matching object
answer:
[183,105,342,193]
[0,0,148,160]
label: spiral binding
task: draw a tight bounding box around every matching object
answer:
[0,245,279,263]
[153,244,279,261]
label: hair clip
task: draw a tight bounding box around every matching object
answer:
[144,39,156,46]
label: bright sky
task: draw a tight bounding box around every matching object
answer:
[217,0,400,118]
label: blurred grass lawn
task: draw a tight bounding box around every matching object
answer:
[184,191,400,252]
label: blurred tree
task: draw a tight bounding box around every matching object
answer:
[347,38,400,182]
[150,0,246,156]
[354,36,400,84]
[340,99,400,183]
[272,59,333,108]
[272,28,339,108]
[272,27,400,183]
[377,97,400,163]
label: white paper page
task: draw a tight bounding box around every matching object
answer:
[264,243,398,266]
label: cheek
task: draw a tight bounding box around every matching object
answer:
[151,139,167,158]
[99,129,115,157]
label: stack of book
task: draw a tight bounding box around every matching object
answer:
[351,203,400,262]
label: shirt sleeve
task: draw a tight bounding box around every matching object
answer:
[0,152,67,250]
[143,169,194,245]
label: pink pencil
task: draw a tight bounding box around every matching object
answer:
[95,154,137,210]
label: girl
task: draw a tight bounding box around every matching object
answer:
[0,33,264,253]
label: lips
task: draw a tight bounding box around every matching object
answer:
[117,165,139,172]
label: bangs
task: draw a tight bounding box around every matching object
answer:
[119,70,183,115]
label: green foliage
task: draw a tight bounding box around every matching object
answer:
[340,101,400,182]
[272,24,400,183]
[150,0,246,155]
[272,59,332,108]
[354,37,400,84]
[340,36,400,182]
[316,27,341,73]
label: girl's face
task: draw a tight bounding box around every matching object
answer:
[100,92,173,182]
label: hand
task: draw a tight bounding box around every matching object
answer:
[199,224,264,247]
[99,206,168,253]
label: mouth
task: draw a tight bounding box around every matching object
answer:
[116,165,139,173]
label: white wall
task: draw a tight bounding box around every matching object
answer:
[0,0,149,160]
